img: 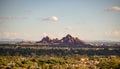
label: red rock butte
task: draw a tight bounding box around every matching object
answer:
[36,34,86,46]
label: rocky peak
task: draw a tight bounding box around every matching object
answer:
[52,38,60,43]
[61,34,85,45]
[37,34,85,46]
[62,34,73,41]
[66,34,72,38]
[45,36,51,40]
[40,36,52,43]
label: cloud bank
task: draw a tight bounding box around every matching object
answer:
[2,32,31,38]
[105,30,120,37]
[106,6,120,11]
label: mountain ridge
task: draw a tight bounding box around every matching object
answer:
[36,34,85,46]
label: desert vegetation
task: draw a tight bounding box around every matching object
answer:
[0,46,120,69]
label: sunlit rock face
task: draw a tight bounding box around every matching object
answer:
[40,36,52,43]
[37,34,85,46]
[60,34,85,45]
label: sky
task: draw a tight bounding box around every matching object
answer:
[0,0,120,41]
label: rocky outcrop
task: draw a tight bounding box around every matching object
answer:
[52,38,60,43]
[60,34,85,45]
[37,34,85,46]
[40,36,52,43]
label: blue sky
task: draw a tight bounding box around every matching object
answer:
[0,0,120,41]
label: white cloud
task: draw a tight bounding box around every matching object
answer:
[105,30,120,37]
[105,6,120,11]
[50,16,58,21]
[3,32,17,37]
[113,31,120,36]
[2,32,31,38]
[42,16,58,22]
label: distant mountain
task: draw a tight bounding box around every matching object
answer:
[60,34,85,45]
[37,34,85,46]
[40,36,52,43]
[0,38,24,42]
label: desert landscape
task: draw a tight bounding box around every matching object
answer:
[0,0,120,69]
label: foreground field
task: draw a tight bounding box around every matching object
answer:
[0,46,120,69]
[0,55,120,69]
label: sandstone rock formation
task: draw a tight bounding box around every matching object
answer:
[37,34,85,46]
